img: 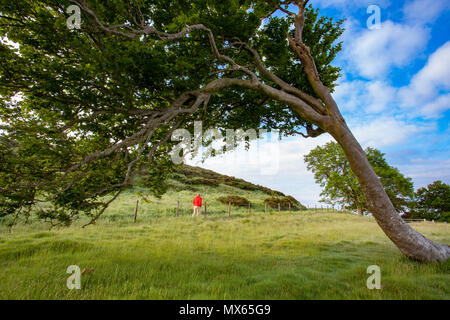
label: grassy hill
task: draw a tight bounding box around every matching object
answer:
[0,166,449,299]
[111,164,308,221]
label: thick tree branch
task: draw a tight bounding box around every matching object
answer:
[288,124,325,138]
[230,40,327,115]
[286,1,343,121]
[71,0,332,124]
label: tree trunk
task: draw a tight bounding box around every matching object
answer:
[330,120,449,262]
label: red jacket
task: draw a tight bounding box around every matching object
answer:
[193,195,202,207]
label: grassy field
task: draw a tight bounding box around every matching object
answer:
[0,187,449,299]
[0,167,449,300]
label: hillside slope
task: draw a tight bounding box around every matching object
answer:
[112,165,307,221]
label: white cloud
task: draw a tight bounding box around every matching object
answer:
[398,158,450,189]
[186,115,435,205]
[186,116,438,206]
[403,0,450,25]
[314,0,391,10]
[335,41,450,120]
[398,41,450,118]
[366,81,397,112]
[187,134,333,206]
[342,20,430,79]
[333,79,396,113]
[420,94,450,119]
[349,117,435,148]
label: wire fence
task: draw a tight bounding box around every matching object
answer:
[127,199,444,225]
[131,199,347,222]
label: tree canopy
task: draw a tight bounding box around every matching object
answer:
[0,0,343,226]
[411,181,450,222]
[304,142,414,215]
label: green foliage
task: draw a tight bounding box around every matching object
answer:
[141,156,176,199]
[216,195,250,207]
[304,142,414,214]
[412,181,450,221]
[366,147,415,212]
[438,212,450,223]
[191,178,220,186]
[255,6,344,97]
[264,196,305,211]
[0,0,344,225]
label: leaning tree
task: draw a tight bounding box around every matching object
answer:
[0,0,448,261]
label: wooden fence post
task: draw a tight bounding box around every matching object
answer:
[228,202,231,217]
[265,202,267,214]
[134,200,139,223]
[177,200,180,217]
[204,201,207,218]
[248,202,251,214]
[278,203,281,214]
[289,202,291,213]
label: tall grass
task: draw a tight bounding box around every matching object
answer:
[1,173,448,300]
[0,207,448,299]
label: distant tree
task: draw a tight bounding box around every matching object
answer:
[413,181,450,221]
[304,142,414,215]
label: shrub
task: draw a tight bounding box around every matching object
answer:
[191,178,220,186]
[166,181,198,192]
[438,212,450,223]
[264,196,306,211]
[172,173,191,184]
[221,176,283,195]
[259,186,285,197]
[401,211,422,220]
[217,195,250,207]
[234,181,258,191]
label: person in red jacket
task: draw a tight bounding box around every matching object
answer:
[192,193,202,216]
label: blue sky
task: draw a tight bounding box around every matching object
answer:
[188,0,450,206]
